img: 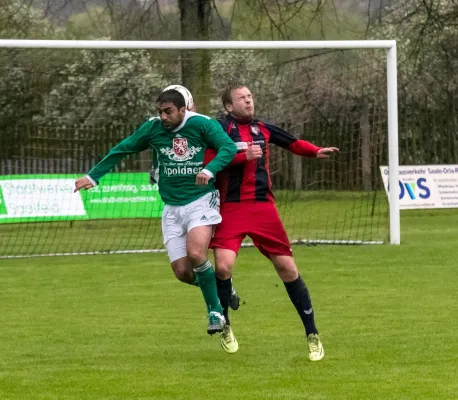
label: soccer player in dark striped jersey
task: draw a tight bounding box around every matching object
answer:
[206,82,338,359]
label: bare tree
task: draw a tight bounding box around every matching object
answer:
[178,0,212,114]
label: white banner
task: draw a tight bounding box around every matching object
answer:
[380,165,458,209]
[0,179,86,219]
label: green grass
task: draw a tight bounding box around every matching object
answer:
[1,208,458,399]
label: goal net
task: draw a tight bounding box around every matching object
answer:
[0,41,396,258]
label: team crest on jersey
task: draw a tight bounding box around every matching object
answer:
[173,138,188,156]
[160,135,202,162]
[251,125,260,135]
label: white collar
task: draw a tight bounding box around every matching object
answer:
[171,110,211,132]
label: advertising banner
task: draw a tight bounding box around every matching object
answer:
[0,173,164,223]
[380,165,458,209]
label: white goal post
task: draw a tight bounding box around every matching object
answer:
[0,39,400,245]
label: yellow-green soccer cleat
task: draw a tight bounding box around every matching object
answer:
[220,325,239,354]
[307,334,324,361]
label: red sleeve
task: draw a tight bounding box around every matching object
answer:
[203,149,217,166]
[287,140,322,158]
[203,148,247,167]
[230,152,248,164]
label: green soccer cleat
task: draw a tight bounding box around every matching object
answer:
[229,287,241,311]
[220,325,239,354]
[207,311,226,335]
[307,333,324,361]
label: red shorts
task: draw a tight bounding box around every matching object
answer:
[209,201,293,258]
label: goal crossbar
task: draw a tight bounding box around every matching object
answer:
[0,39,396,50]
[0,39,400,245]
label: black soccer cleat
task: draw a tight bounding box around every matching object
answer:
[229,287,241,311]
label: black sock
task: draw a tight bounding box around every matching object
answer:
[284,275,318,336]
[216,276,232,325]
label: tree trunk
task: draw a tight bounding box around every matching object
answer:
[179,0,212,115]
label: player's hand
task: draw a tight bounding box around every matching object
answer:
[196,172,211,186]
[74,176,95,193]
[246,144,263,161]
[317,147,339,159]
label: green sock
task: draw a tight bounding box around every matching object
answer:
[191,274,199,287]
[194,261,223,314]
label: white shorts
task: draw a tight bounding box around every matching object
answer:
[162,191,221,263]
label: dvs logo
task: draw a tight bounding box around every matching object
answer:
[399,178,430,200]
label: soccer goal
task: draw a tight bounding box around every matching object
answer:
[0,40,399,258]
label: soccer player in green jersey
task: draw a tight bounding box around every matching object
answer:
[149,85,241,313]
[74,89,237,334]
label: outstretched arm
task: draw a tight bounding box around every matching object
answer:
[288,139,339,159]
[264,121,338,158]
[74,122,151,192]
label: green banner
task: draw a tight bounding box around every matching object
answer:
[0,185,7,216]
[0,173,164,224]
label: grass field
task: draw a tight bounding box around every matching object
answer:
[1,208,458,399]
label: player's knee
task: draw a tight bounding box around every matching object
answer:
[215,261,232,279]
[276,268,298,282]
[271,256,298,281]
[171,259,193,284]
[173,268,191,283]
[186,248,206,266]
[214,251,235,279]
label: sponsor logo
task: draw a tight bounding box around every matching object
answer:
[163,166,202,176]
[399,178,430,200]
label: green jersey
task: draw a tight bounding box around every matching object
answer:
[88,112,237,206]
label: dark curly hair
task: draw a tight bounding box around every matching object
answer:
[156,89,186,109]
